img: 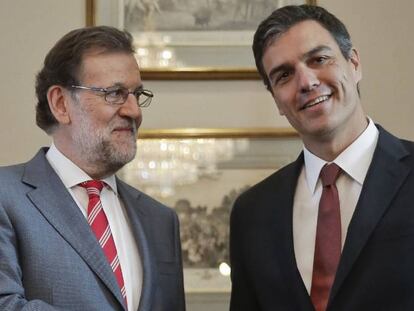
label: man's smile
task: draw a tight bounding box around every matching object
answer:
[300,94,331,110]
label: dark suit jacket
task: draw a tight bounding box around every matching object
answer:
[230,126,414,311]
[0,148,185,311]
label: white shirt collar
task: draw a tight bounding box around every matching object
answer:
[303,118,379,193]
[46,143,118,193]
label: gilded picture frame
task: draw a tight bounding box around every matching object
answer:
[117,128,301,294]
[85,0,317,80]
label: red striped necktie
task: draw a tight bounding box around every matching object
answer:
[310,163,342,311]
[80,180,127,308]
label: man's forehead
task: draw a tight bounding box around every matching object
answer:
[80,50,136,65]
[264,21,339,59]
[78,51,140,83]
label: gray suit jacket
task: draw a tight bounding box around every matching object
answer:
[0,148,185,311]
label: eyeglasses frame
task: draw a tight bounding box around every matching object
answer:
[70,84,154,107]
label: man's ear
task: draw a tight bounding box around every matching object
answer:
[349,47,362,83]
[46,85,71,125]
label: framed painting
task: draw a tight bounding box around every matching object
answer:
[118,128,302,293]
[86,0,317,80]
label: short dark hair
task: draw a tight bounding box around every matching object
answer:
[253,5,353,92]
[35,26,135,133]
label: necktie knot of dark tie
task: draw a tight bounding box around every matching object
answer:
[79,180,104,199]
[320,163,341,187]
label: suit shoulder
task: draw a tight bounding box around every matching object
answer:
[242,160,297,197]
[230,159,299,231]
[398,139,414,167]
[0,163,25,188]
[400,138,414,152]
[0,163,25,177]
[377,127,414,165]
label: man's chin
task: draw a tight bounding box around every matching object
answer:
[110,147,136,165]
[102,153,135,176]
[99,140,136,170]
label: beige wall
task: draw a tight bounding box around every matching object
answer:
[0,0,85,165]
[1,0,413,165]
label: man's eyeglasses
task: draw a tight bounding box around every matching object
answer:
[70,85,154,107]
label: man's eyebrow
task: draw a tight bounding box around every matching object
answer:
[112,82,124,88]
[108,82,144,90]
[104,82,124,90]
[303,45,333,59]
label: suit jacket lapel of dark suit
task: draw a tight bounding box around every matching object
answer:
[117,179,156,311]
[330,126,412,304]
[22,148,126,309]
[268,153,315,309]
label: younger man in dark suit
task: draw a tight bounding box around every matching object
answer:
[0,26,185,310]
[230,5,414,311]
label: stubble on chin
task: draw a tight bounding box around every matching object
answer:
[74,120,138,176]
[103,134,137,168]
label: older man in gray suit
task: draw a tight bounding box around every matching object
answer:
[0,26,185,311]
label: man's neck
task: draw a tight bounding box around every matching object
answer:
[52,137,115,180]
[303,116,369,162]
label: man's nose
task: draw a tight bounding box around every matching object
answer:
[118,93,142,123]
[297,65,320,93]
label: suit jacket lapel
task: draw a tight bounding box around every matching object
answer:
[330,127,411,303]
[22,149,126,309]
[117,179,155,311]
[268,153,315,309]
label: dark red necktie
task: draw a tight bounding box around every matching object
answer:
[310,163,342,311]
[80,180,127,308]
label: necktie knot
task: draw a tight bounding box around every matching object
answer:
[79,180,104,199]
[320,163,341,187]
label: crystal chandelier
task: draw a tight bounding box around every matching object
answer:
[122,138,248,197]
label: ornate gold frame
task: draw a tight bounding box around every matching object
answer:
[137,127,298,139]
[85,0,317,80]
[120,127,300,294]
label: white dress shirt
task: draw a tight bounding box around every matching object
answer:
[46,143,142,311]
[293,119,379,293]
